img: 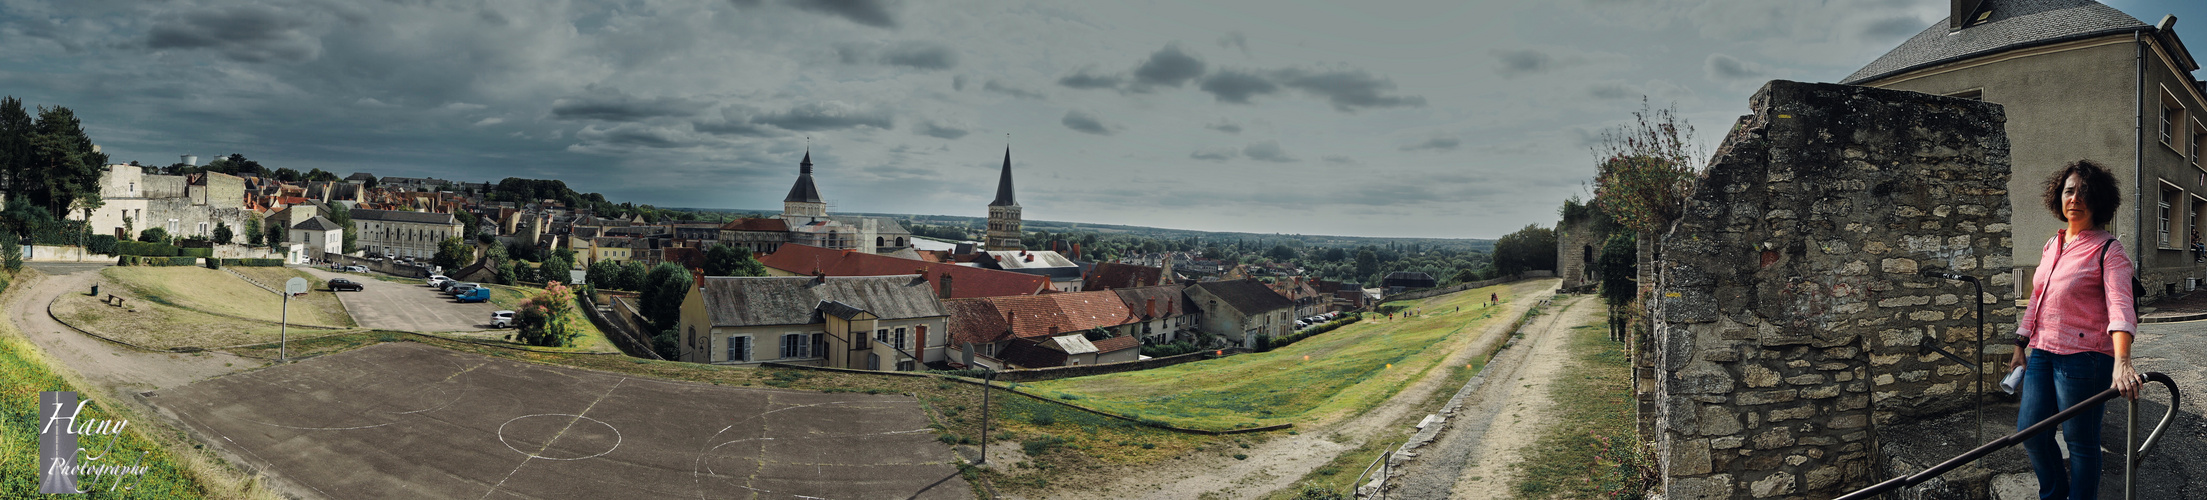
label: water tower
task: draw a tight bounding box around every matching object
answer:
[181,154,198,166]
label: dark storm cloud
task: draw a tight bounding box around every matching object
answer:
[1704,53,1765,80]
[755,101,894,131]
[1400,136,1461,152]
[575,123,695,149]
[1198,69,1280,104]
[953,75,968,91]
[983,80,1046,100]
[1205,119,1241,134]
[1061,109,1117,135]
[1058,67,1125,90]
[1490,49,1554,75]
[917,120,969,139]
[1243,140,1295,162]
[1271,67,1424,112]
[787,0,899,29]
[143,5,322,63]
[1190,147,1237,161]
[835,42,958,69]
[1588,82,1638,100]
[550,92,703,121]
[1132,43,1206,90]
[1862,15,1926,39]
[1217,31,1250,57]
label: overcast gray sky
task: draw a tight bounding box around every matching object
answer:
[4,0,2203,239]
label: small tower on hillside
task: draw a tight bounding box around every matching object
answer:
[985,147,1024,251]
[783,150,827,218]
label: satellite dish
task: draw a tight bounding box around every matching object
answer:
[285,277,309,295]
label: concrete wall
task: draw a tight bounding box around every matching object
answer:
[1652,81,2014,499]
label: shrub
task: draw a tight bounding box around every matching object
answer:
[515,282,582,347]
[219,258,283,267]
[1020,435,1068,456]
[85,234,117,255]
[178,247,213,258]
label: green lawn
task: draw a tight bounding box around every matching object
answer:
[1023,280,1548,431]
[1510,307,1655,499]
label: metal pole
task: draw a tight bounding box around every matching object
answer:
[1974,279,1984,446]
[2126,396,2137,500]
[280,291,289,362]
[979,369,993,465]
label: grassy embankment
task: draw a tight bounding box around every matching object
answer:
[1022,281,1535,431]
[1510,307,1655,499]
[52,267,360,349]
[0,269,278,498]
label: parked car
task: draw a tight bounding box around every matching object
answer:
[343,265,369,272]
[455,287,492,303]
[328,278,364,292]
[425,275,452,288]
[490,310,516,328]
[447,283,481,296]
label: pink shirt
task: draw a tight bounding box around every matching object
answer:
[2016,229,2135,356]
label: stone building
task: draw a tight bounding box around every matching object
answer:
[1651,81,2013,499]
[985,148,1024,251]
[773,150,913,254]
[352,209,464,260]
[76,164,250,241]
[289,216,343,258]
[1844,0,2207,301]
[1186,279,1296,349]
[676,275,948,371]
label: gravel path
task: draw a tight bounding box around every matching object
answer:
[1391,294,1595,499]
[6,266,260,410]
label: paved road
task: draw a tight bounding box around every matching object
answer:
[149,342,971,500]
[299,267,503,332]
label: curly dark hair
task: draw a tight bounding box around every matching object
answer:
[2041,159,2121,228]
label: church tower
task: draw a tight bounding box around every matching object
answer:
[985,147,1023,251]
[782,150,827,218]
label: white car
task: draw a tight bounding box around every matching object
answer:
[343,265,369,272]
[490,310,516,329]
[426,275,452,287]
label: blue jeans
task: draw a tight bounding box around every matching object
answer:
[2016,349,2113,500]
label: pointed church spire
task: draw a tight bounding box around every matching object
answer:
[800,149,813,175]
[989,146,1017,207]
[784,148,823,203]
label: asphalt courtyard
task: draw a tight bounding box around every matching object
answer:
[300,267,503,332]
[147,342,972,499]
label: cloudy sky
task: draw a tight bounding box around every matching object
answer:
[4,0,2204,239]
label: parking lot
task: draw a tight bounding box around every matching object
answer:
[299,267,503,332]
[150,342,971,499]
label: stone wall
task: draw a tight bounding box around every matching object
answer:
[1557,218,1606,290]
[1653,81,2014,499]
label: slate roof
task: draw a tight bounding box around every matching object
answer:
[721,218,789,232]
[990,147,1017,207]
[351,208,460,226]
[942,290,1139,346]
[1842,0,2149,84]
[1084,262,1164,290]
[758,244,1049,299]
[290,215,341,232]
[695,275,944,327]
[1190,279,1296,316]
[785,152,823,203]
[1111,284,1191,319]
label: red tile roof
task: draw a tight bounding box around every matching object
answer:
[942,290,1139,346]
[1085,262,1163,290]
[721,218,788,232]
[1091,335,1139,353]
[759,244,1047,299]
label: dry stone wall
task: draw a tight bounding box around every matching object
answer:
[1654,80,2014,499]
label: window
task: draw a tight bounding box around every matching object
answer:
[726,336,749,362]
[854,329,870,349]
[781,333,808,358]
[893,327,907,350]
[2161,184,2181,248]
[812,334,827,358]
[2194,120,2206,167]
[2163,89,2187,148]
[896,360,915,371]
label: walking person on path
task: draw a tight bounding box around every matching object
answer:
[2011,160,2146,500]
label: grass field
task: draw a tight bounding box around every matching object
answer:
[97,266,353,328]
[1022,282,1538,431]
[1510,308,1656,499]
[0,270,276,498]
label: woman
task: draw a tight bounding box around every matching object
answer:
[2011,159,2146,500]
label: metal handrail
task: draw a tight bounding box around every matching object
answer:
[1350,445,1395,499]
[1836,372,2180,500]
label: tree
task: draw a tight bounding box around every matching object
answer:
[1491,224,1557,277]
[1354,249,1379,278]
[615,260,648,291]
[324,203,356,254]
[541,255,572,283]
[0,97,32,206]
[273,168,302,182]
[638,262,693,330]
[245,214,264,246]
[496,260,518,285]
[138,227,168,243]
[1266,245,1297,262]
[212,221,233,245]
[516,282,581,347]
[1591,99,1700,236]
[702,243,767,277]
[265,220,286,246]
[1,238,18,277]
[1320,247,1348,262]
[586,260,619,290]
[433,237,475,271]
[1600,233,1639,342]
[23,106,105,217]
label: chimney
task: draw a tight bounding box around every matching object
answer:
[1949,0,1986,30]
[938,273,955,299]
[1146,298,1156,319]
[812,270,827,284]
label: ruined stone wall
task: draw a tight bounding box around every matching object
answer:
[1654,81,2014,499]
[1557,218,1605,290]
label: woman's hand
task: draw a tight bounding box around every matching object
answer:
[2113,357,2142,400]
[2009,346,2028,372]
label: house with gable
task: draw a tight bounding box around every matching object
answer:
[1110,284,1199,344]
[1186,279,1297,349]
[942,290,1144,369]
[676,275,948,371]
[758,243,1051,299]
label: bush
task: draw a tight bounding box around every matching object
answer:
[114,241,179,256]
[85,234,117,255]
[117,255,198,266]
[137,227,168,243]
[177,247,213,258]
[218,258,283,267]
[1140,340,1203,358]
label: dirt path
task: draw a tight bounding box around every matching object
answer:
[1052,279,1560,500]
[7,267,259,407]
[1388,294,1595,499]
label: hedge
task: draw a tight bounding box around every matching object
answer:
[178,247,213,258]
[86,234,117,255]
[117,255,199,266]
[218,258,284,267]
[115,241,180,257]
